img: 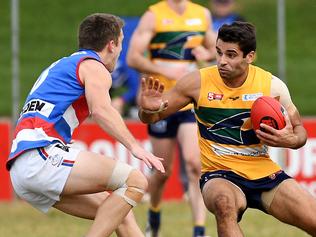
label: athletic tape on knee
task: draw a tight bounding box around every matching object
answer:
[114,186,145,207]
[106,161,145,207]
[106,161,134,190]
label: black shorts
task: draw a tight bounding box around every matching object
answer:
[200,170,292,220]
[148,109,196,138]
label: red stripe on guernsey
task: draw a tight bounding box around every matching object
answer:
[72,96,89,124]
[13,117,64,142]
[40,147,49,158]
[75,57,87,87]
[62,159,75,164]
[76,56,107,87]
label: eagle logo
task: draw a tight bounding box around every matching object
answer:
[206,111,258,145]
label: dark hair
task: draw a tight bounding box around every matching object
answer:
[217,21,256,57]
[78,13,124,52]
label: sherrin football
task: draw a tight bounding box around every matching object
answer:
[250,96,286,131]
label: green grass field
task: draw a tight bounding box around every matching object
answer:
[0,0,316,116]
[0,200,308,237]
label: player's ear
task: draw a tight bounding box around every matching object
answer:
[245,51,255,64]
[108,40,115,53]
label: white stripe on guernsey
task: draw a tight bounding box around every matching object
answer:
[20,99,55,118]
[11,128,61,153]
[62,105,79,135]
[211,144,269,157]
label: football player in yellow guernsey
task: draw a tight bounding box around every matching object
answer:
[138,21,316,237]
[127,1,216,237]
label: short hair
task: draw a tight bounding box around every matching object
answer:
[78,13,124,52]
[217,21,256,57]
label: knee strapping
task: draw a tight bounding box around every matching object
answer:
[106,161,145,207]
[114,185,145,207]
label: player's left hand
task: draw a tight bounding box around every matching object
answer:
[255,114,298,148]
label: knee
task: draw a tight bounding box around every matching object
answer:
[213,194,237,221]
[184,158,201,179]
[127,169,148,192]
[107,162,147,207]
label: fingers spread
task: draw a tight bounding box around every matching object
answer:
[148,77,153,89]
[158,83,164,93]
[141,78,146,92]
[153,79,159,91]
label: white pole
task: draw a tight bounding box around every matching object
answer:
[277,0,286,83]
[277,0,287,168]
[11,0,20,124]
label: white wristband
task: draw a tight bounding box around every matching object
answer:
[142,102,166,114]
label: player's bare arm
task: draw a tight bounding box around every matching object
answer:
[139,70,201,123]
[191,9,216,62]
[127,11,189,80]
[126,11,158,74]
[256,76,307,149]
[80,59,165,172]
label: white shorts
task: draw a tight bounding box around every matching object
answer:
[10,143,82,213]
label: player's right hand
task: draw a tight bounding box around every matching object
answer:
[139,77,168,113]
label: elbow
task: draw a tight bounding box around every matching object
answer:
[90,108,106,122]
[297,136,307,149]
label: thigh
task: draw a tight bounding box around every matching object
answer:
[268,179,316,227]
[54,191,109,219]
[202,178,247,217]
[61,150,131,196]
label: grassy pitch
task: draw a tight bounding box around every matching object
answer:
[0,200,308,237]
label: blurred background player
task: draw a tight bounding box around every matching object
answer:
[210,0,245,33]
[111,17,140,117]
[8,13,165,237]
[127,0,216,236]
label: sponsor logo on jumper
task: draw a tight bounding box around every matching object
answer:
[242,93,263,101]
[207,92,223,101]
[228,96,239,101]
[20,99,55,118]
[185,18,202,26]
[150,120,167,133]
[211,144,268,157]
[49,154,64,166]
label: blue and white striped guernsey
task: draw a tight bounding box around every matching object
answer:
[7,49,103,170]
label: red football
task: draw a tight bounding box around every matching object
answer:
[251,96,286,131]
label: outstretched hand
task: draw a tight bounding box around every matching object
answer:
[139,77,168,113]
[131,144,165,173]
